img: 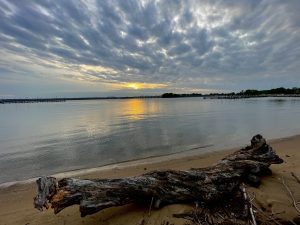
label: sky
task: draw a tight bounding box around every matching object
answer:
[0,0,300,98]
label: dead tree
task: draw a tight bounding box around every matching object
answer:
[34,134,283,217]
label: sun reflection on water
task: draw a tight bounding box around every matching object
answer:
[120,99,159,120]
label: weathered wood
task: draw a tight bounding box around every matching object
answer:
[34,134,283,217]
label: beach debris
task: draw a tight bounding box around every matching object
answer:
[174,185,260,225]
[281,177,300,215]
[242,184,257,225]
[148,196,154,216]
[34,134,283,222]
[291,172,300,184]
[173,192,250,224]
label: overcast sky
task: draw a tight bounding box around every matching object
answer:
[1,0,300,97]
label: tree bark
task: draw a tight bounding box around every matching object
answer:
[34,134,283,217]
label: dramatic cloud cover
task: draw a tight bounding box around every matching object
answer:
[0,0,300,97]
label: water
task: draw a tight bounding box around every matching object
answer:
[1,97,300,184]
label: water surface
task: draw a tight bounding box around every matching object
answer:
[1,97,300,184]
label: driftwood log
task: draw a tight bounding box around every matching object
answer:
[34,134,283,217]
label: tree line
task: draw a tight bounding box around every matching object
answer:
[162,87,300,98]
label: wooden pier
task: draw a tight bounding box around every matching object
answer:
[0,98,66,104]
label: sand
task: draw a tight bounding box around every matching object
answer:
[0,135,300,225]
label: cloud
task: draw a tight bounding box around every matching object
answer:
[0,0,300,97]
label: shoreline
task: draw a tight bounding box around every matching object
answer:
[1,133,300,224]
[0,145,217,190]
[0,144,215,189]
[1,95,300,105]
[1,133,299,189]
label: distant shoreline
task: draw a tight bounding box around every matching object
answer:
[2,87,300,103]
[1,94,300,104]
[0,96,160,104]
[203,94,300,99]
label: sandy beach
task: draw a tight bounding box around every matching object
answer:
[1,134,300,225]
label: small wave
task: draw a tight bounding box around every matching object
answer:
[0,145,215,189]
[0,177,37,189]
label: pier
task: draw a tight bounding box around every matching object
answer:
[0,98,66,104]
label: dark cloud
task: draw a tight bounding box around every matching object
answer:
[0,0,300,97]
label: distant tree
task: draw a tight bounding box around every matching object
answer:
[243,89,260,96]
[161,93,180,98]
[162,87,300,98]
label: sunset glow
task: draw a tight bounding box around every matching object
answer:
[128,83,139,90]
[111,82,167,90]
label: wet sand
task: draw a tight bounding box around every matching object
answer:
[1,135,300,225]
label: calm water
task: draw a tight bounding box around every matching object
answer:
[1,97,300,184]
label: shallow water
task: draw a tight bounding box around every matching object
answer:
[1,97,300,184]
